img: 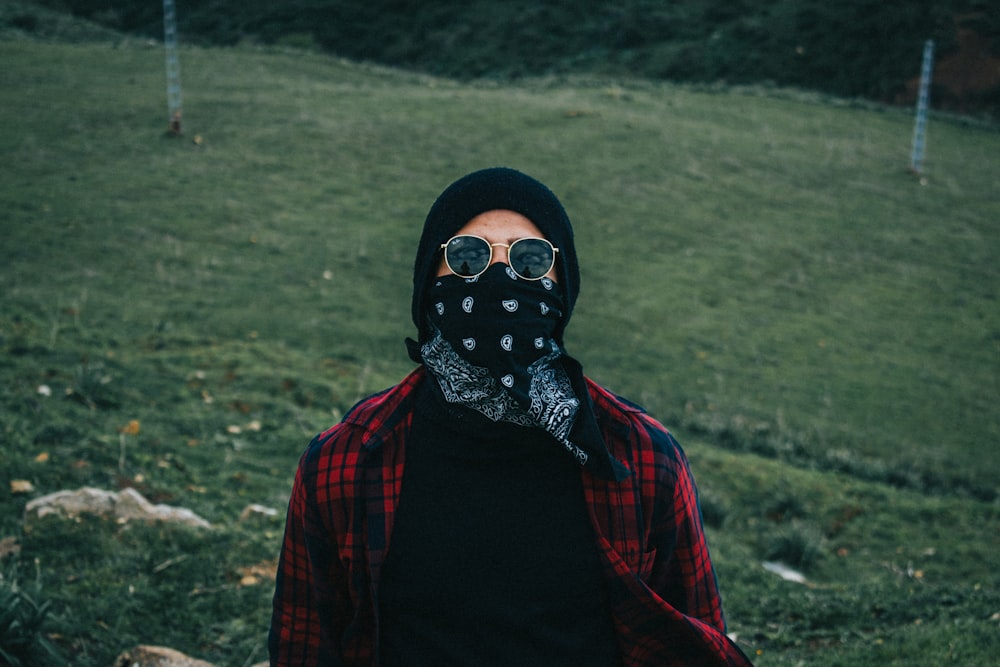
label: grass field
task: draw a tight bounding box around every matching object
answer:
[1,23,999,667]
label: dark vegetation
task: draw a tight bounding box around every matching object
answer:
[26,0,1000,116]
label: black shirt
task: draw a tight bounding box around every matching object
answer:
[379,381,620,666]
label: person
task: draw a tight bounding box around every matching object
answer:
[269,167,753,666]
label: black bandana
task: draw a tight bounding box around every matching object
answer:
[420,264,590,467]
[410,168,581,352]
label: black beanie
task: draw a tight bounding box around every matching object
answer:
[408,167,580,360]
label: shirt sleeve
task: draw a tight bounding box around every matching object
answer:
[646,428,727,633]
[268,440,348,666]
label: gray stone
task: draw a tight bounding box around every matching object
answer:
[239,503,279,521]
[114,645,215,667]
[24,487,211,529]
[113,644,269,667]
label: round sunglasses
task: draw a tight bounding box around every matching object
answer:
[440,235,559,281]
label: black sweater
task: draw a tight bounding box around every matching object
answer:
[379,380,620,666]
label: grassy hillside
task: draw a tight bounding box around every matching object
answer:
[22,0,1000,115]
[1,25,999,667]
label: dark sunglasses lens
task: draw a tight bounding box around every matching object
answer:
[445,236,491,277]
[509,239,554,279]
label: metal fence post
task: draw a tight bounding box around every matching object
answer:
[909,40,934,175]
[164,0,183,135]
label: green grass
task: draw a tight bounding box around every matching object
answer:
[1,28,998,667]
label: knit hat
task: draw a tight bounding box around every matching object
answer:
[408,167,580,360]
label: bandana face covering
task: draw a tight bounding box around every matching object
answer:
[420,263,590,466]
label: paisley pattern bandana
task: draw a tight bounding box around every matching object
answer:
[420,263,590,466]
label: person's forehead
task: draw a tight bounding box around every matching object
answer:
[454,209,545,241]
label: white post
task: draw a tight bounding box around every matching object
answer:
[909,39,934,174]
[163,0,182,135]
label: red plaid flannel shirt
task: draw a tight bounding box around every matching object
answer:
[269,368,752,666]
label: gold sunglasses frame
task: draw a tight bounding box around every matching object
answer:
[439,234,559,281]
